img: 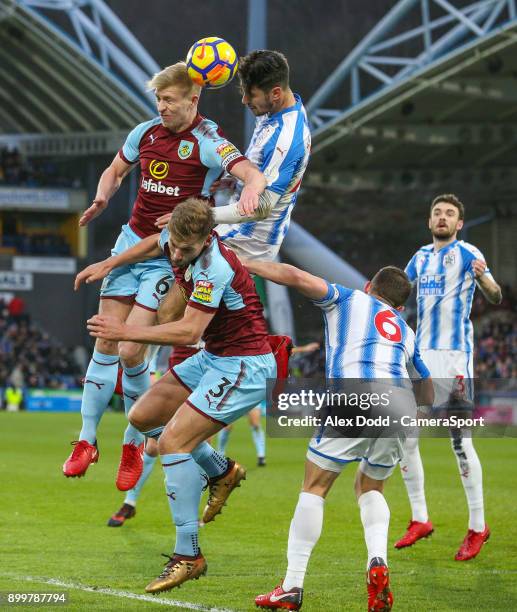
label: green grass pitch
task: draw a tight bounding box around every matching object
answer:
[1,411,516,611]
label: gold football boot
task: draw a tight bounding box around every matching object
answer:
[145,553,207,593]
[202,459,246,524]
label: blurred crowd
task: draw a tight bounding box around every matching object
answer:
[0,297,82,406]
[0,147,77,256]
[472,283,516,381]
[2,232,71,256]
[0,278,514,410]
[0,147,81,188]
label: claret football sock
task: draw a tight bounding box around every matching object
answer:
[161,453,203,557]
[358,490,390,570]
[79,350,119,443]
[122,360,149,446]
[283,492,324,591]
[124,451,158,505]
[191,441,228,478]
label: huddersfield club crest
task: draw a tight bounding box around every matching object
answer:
[178,140,194,160]
[443,252,456,267]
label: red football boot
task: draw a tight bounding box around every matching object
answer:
[367,561,393,611]
[107,502,136,527]
[255,584,303,610]
[455,525,490,561]
[116,441,144,491]
[63,440,99,477]
[394,520,434,549]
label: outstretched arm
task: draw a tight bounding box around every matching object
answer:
[229,159,267,216]
[74,234,162,290]
[243,259,328,301]
[79,154,134,226]
[87,304,214,346]
[213,189,280,225]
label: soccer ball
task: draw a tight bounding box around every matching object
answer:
[186,37,238,89]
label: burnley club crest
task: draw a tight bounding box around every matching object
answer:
[178,140,194,160]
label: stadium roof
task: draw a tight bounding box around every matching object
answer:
[305,0,517,188]
[0,0,158,134]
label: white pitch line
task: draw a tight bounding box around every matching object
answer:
[9,575,238,612]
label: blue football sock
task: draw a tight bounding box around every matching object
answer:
[161,453,203,557]
[251,424,266,458]
[79,350,119,443]
[217,428,231,454]
[122,360,149,445]
[142,426,164,440]
[191,441,228,478]
[125,451,157,505]
[148,345,160,374]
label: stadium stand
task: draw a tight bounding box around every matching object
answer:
[0,147,82,188]
[0,297,82,394]
[474,284,517,382]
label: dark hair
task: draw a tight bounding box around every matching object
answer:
[168,197,214,240]
[370,266,412,308]
[238,50,289,94]
[430,193,465,220]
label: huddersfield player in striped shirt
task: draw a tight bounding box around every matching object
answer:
[245,260,432,611]
[395,194,502,561]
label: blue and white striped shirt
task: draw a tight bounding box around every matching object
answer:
[217,94,311,257]
[314,283,430,380]
[405,240,494,353]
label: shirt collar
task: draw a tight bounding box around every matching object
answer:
[433,239,458,254]
[267,93,302,120]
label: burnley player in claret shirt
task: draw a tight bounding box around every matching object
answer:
[86,198,277,592]
[63,62,266,489]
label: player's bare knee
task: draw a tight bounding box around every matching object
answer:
[118,341,146,367]
[302,460,337,498]
[95,337,118,356]
[157,430,186,455]
[354,469,384,499]
[128,406,146,432]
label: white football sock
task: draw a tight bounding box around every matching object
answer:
[283,492,324,591]
[400,433,429,523]
[358,490,390,569]
[451,432,485,532]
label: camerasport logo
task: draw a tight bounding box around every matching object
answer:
[149,159,169,179]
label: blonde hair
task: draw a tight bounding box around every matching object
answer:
[147,62,201,97]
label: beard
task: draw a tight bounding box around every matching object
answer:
[431,226,455,240]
